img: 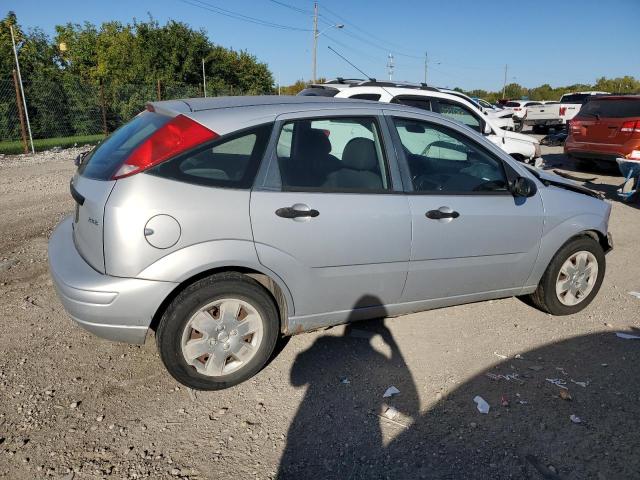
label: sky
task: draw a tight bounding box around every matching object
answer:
[7,0,640,91]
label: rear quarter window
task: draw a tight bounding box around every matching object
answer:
[78,111,169,180]
[147,123,273,189]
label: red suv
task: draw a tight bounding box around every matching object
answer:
[565,96,640,163]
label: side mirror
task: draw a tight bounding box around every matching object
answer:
[483,122,492,135]
[510,176,537,197]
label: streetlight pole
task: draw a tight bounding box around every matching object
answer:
[501,64,508,99]
[311,2,343,83]
[202,58,207,97]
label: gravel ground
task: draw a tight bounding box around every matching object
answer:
[0,141,639,479]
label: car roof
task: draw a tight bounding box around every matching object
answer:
[148,94,453,136]
[150,95,378,113]
[585,95,640,101]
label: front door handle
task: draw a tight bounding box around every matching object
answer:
[275,206,320,219]
[426,209,460,220]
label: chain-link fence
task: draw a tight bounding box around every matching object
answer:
[0,76,254,154]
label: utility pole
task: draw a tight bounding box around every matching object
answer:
[501,64,508,99]
[10,25,34,154]
[202,58,207,97]
[424,52,428,84]
[387,53,394,81]
[311,2,318,83]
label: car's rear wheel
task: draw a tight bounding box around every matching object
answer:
[529,236,605,315]
[156,272,279,390]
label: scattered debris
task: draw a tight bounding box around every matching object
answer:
[628,291,640,299]
[528,365,544,372]
[570,414,582,424]
[486,372,524,383]
[382,405,399,420]
[340,377,350,385]
[559,390,572,401]
[555,367,568,376]
[500,395,510,407]
[383,386,400,398]
[571,380,588,388]
[525,454,563,480]
[493,351,508,359]
[616,332,640,340]
[371,410,408,429]
[473,396,490,414]
[515,354,523,359]
[545,378,568,390]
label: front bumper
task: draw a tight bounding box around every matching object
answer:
[48,217,177,344]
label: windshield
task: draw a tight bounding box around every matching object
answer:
[505,102,521,107]
[560,94,591,104]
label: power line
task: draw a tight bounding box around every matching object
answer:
[318,3,421,56]
[267,0,313,15]
[178,0,311,31]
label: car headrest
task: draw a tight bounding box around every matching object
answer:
[342,137,377,171]
[299,128,331,157]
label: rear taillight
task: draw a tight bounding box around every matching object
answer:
[569,119,582,134]
[513,107,521,111]
[559,107,567,116]
[112,115,218,179]
[621,120,640,133]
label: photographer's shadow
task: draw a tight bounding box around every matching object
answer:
[278,295,419,479]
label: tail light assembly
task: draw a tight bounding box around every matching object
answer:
[559,107,567,116]
[620,120,640,134]
[112,114,218,179]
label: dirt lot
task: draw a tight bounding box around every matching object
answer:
[0,142,639,479]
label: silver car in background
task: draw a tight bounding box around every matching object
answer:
[49,96,613,390]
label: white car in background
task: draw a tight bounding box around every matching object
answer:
[439,90,516,131]
[502,100,543,131]
[301,81,542,166]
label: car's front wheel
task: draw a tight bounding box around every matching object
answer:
[156,272,280,390]
[529,236,605,315]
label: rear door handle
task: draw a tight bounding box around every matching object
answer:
[426,209,459,220]
[275,206,320,219]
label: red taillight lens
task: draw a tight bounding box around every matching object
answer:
[559,107,567,116]
[513,107,521,111]
[112,115,218,179]
[570,119,582,134]
[621,120,640,134]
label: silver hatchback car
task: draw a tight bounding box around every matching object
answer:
[49,96,613,390]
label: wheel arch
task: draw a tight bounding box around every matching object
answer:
[524,223,609,291]
[149,265,293,335]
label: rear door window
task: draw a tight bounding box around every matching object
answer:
[78,111,169,180]
[392,96,432,111]
[148,124,272,188]
[276,117,389,191]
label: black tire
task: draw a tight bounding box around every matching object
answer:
[514,121,524,132]
[529,236,605,315]
[156,272,280,390]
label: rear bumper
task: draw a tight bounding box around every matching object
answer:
[524,118,563,126]
[48,217,177,344]
[565,139,639,162]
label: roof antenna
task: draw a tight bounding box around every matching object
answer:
[327,46,375,82]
